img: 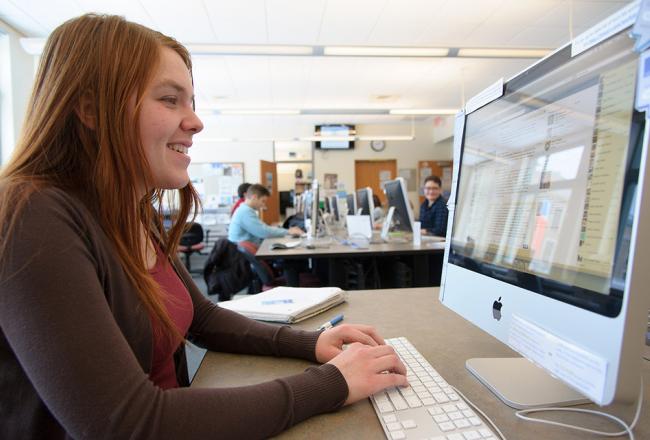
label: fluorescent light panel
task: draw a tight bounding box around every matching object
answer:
[457,48,551,58]
[187,44,314,55]
[219,109,300,115]
[390,109,458,115]
[324,46,448,57]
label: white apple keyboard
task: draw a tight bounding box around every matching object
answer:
[371,337,499,440]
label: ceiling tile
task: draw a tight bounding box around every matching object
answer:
[6,0,80,33]
[77,0,156,29]
[266,0,326,44]
[0,0,49,36]
[318,0,388,45]
[140,0,217,43]
[203,0,267,44]
[367,0,446,46]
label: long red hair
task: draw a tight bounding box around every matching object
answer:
[0,14,200,346]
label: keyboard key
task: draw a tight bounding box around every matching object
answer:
[433,414,450,423]
[456,402,469,410]
[454,419,471,429]
[433,393,450,403]
[438,421,455,432]
[390,431,406,440]
[447,434,464,440]
[401,419,417,429]
[462,410,475,418]
[448,393,460,401]
[442,404,457,413]
[447,411,463,420]
[428,407,444,416]
[479,428,493,437]
[469,417,482,426]
[421,397,436,405]
[463,431,481,440]
[406,397,422,408]
[386,422,402,431]
[383,414,397,423]
[378,402,393,413]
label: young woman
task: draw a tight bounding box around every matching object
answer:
[0,14,406,439]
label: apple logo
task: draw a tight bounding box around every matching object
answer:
[492,297,503,321]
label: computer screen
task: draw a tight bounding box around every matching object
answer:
[346,193,356,215]
[384,177,415,233]
[330,196,340,222]
[441,28,649,408]
[356,187,375,222]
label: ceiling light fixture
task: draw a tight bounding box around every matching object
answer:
[389,109,458,115]
[186,44,314,56]
[324,46,449,57]
[218,109,301,115]
[456,48,551,58]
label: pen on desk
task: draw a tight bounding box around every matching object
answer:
[317,314,344,331]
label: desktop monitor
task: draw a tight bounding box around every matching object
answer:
[384,177,415,233]
[307,180,321,238]
[441,27,650,409]
[330,196,340,222]
[346,193,357,215]
[356,187,375,223]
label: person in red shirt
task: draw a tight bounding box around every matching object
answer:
[0,14,407,440]
[231,182,251,216]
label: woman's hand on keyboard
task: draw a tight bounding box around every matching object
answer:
[327,342,408,405]
[315,324,384,363]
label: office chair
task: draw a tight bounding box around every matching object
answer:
[177,222,209,273]
[236,241,285,293]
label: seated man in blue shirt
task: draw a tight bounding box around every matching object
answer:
[419,175,449,237]
[228,184,303,247]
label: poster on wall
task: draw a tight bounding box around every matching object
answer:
[324,173,338,190]
[399,168,416,191]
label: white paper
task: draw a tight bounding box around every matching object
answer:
[413,221,421,246]
[572,0,640,57]
[465,78,504,114]
[508,315,607,404]
[219,286,346,323]
[347,215,372,239]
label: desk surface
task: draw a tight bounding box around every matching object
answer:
[192,288,650,439]
[256,236,445,259]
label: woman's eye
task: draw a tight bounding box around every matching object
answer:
[162,96,177,105]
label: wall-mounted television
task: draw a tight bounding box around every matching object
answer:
[314,124,355,150]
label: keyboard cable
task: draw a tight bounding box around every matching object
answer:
[513,377,644,440]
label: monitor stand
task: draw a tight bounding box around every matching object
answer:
[466,357,589,409]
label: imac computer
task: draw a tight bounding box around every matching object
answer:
[306,180,321,239]
[384,177,415,233]
[356,187,375,223]
[441,26,650,410]
[330,196,340,223]
[346,193,357,216]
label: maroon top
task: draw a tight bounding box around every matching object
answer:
[149,245,194,389]
[230,197,245,216]
[0,188,348,439]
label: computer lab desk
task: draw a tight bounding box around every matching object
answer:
[191,287,650,439]
[256,237,445,288]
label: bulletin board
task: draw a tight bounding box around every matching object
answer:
[188,162,245,210]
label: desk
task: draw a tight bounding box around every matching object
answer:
[257,237,445,289]
[192,288,650,440]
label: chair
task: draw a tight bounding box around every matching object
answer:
[236,241,285,293]
[177,222,209,272]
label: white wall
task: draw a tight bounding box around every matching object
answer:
[193,116,453,210]
[0,19,34,165]
[315,123,452,210]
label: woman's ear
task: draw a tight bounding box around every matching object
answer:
[75,92,96,129]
